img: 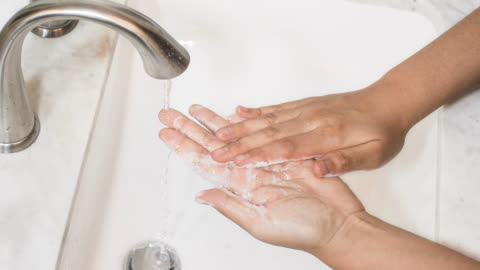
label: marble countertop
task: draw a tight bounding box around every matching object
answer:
[1,1,479,270]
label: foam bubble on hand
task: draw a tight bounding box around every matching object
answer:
[172,116,184,130]
[240,155,321,169]
[176,152,279,211]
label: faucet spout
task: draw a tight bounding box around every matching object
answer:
[0,0,190,153]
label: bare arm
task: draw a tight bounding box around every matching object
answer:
[365,7,480,130]
[316,212,480,270]
[211,8,480,176]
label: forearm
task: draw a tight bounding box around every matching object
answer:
[314,212,480,270]
[360,8,480,130]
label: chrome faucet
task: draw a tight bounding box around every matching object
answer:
[0,0,190,153]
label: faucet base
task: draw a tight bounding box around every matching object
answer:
[32,20,79,38]
[0,115,40,154]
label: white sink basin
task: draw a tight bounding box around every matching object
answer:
[56,0,437,269]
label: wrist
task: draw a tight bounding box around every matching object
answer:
[309,211,380,268]
[355,72,429,134]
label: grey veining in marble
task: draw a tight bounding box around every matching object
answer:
[438,90,480,260]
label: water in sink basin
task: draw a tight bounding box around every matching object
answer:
[56,0,437,269]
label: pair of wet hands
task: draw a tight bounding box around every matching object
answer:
[158,93,407,255]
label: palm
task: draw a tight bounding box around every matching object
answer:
[158,105,364,252]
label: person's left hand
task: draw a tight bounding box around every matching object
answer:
[158,105,365,253]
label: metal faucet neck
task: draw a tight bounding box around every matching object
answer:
[0,0,190,153]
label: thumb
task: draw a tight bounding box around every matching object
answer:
[313,141,387,177]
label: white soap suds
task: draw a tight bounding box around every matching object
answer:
[323,173,342,178]
[172,116,184,130]
[220,188,267,217]
[240,155,321,169]
[177,152,283,208]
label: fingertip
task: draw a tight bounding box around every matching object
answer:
[195,190,216,207]
[189,104,202,116]
[158,108,183,127]
[233,154,251,166]
[196,189,229,207]
[158,128,174,141]
[236,105,260,118]
[211,147,230,162]
[158,128,182,151]
[313,159,329,178]
[236,105,250,113]
[158,109,167,120]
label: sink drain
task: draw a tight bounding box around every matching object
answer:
[127,242,181,270]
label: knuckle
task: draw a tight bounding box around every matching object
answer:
[331,151,353,172]
[199,110,216,123]
[279,138,297,156]
[234,123,250,135]
[262,113,279,125]
[323,120,342,136]
[262,126,280,139]
[262,105,279,115]
[231,140,248,153]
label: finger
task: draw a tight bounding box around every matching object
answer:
[236,97,314,119]
[159,128,282,196]
[227,113,245,124]
[195,189,260,231]
[263,160,315,179]
[216,109,299,142]
[158,128,225,181]
[231,131,340,167]
[188,104,230,133]
[158,128,242,191]
[159,128,209,155]
[159,108,224,151]
[212,120,308,162]
[312,140,385,177]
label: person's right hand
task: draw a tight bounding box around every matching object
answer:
[158,105,365,254]
[211,86,411,177]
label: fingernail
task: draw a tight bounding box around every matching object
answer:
[323,160,335,176]
[195,197,213,206]
[235,154,250,163]
[216,127,232,139]
[158,130,180,150]
[195,191,214,206]
[314,160,330,177]
[189,104,202,114]
[212,147,229,157]
[238,106,250,113]
[158,110,166,120]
